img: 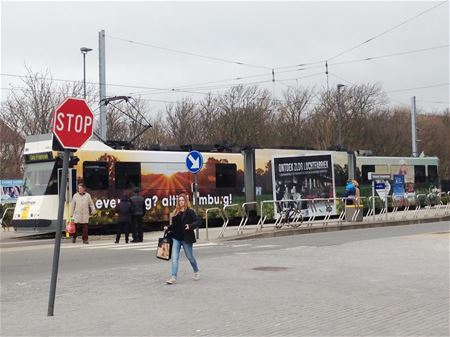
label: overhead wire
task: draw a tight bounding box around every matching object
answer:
[126,44,449,96]
[2,41,446,98]
[386,83,450,93]
[327,1,447,62]
[107,34,272,70]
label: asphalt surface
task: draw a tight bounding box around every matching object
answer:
[1,221,449,336]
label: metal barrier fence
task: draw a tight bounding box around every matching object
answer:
[205,207,225,241]
[203,191,450,239]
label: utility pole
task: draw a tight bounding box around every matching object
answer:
[98,30,107,140]
[411,96,418,157]
[337,84,345,149]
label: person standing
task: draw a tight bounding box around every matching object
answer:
[70,183,95,244]
[344,180,356,205]
[164,193,201,285]
[130,187,146,243]
[114,193,134,244]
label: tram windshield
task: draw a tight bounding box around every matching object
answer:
[22,161,58,196]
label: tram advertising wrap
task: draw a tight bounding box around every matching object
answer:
[272,154,337,217]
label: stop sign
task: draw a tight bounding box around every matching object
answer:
[52,97,94,149]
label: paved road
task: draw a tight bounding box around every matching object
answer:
[1,221,449,336]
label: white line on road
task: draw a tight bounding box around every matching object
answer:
[252,245,280,249]
[137,242,218,251]
[62,242,120,249]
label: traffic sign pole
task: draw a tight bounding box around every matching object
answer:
[185,150,203,240]
[48,149,70,316]
[194,173,199,240]
[372,180,375,222]
[385,180,388,222]
[48,97,93,316]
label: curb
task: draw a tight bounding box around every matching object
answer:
[219,215,450,241]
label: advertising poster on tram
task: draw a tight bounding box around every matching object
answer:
[0,180,23,204]
[271,154,336,217]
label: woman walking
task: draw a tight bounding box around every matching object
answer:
[164,193,201,285]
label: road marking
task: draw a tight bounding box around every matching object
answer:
[62,242,119,249]
[252,245,280,249]
[137,242,218,251]
[227,244,251,248]
[113,243,158,250]
[0,239,55,245]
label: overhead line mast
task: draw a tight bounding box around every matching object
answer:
[99,29,107,140]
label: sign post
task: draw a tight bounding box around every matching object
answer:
[368,172,391,223]
[186,150,203,240]
[48,98,93,316]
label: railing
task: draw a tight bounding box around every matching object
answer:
[203,190,450,238]
[205,208,224,241]
[217,204,241,239]
[237,202,258,235]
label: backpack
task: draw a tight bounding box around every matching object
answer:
[345,181,356,197]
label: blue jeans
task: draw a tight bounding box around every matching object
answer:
[171,238,199,278]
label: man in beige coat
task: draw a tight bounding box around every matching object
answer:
[70,183,95,244]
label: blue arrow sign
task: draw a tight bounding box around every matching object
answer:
[186,150,203,174]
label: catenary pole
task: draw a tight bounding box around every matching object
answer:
[411,96,418,157]
[99,30,107,140]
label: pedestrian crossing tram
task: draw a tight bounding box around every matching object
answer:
[11,134,440,233]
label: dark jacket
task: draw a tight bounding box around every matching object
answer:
[130,193,146,216]
[168,208,201,244]
[115,196,134,223]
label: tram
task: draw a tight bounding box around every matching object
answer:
[11,134,439,232]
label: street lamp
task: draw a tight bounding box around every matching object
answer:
[80,47,93,99]
[337,84,346,149]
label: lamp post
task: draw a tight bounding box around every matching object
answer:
[80,47,93,99]
[337,84,345,149]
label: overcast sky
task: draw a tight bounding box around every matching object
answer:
[1,1,449,116]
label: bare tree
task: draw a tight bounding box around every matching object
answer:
[273,86,315,146]
[141,111,171,146]
[216,85,273,146]
[340,83,386,149]
[305,89,336,149]
[165,98,200,144]
[419,110,450,181]
[197,93,220,144]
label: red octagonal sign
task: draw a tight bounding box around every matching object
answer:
[52,97,94,150]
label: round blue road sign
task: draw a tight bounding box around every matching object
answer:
[186,150,203,174]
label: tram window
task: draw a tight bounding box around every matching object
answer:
[216,164,237,188]
[428,165,438,184]
[414,165,426,183]
[83,162,109,190]
[115,162,141,190]
[361,165,375,184]
[22,161,59,196]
